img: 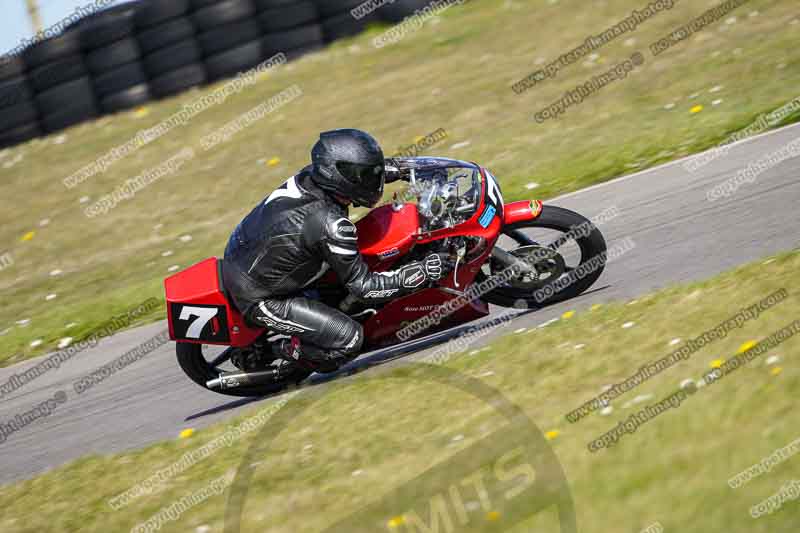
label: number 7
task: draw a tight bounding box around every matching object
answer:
[179,306,219,339]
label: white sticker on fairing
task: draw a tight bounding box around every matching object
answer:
[484,170,504,207]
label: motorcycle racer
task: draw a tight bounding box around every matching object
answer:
[221,129,452,371]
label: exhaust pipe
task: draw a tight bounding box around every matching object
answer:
[206,369,280,390]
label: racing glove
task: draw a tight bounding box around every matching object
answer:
[424,253,452,281]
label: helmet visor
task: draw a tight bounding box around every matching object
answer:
[336,161,385,186]
[336,162,385,207]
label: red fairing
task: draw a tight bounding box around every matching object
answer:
[362,288,490,346]
[164,257,264,347]
[503,200,543,226]
[356,203,420,270]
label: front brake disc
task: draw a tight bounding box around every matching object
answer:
[493,245,566,290]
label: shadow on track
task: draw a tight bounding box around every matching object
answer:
[183,283,612,421]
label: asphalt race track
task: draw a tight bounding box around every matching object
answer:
[1,123,799,485]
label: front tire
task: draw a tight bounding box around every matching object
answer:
[480,205,607,308]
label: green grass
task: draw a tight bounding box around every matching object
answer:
[1,0,799,363]
[0,249,798,532]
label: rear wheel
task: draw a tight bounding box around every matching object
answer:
[177,342,312,397]
[479,205,607,308]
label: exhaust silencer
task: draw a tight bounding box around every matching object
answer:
[206,369,280,390]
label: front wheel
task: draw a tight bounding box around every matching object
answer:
[479,205,607,308]
[176,343,312,397]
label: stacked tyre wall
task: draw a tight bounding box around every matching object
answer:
[0,0,433,148]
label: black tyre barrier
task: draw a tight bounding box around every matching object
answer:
[0,122,41,148]
[283,42,324,61]
[205,40,264,81]
[258,2,318,33]
[93,62,148,98]
[312,0,364,18]
[150,63,207,98]
[0,76,32,109]
[0,0,442,148]
[190,0,221,9]
[321,10,381,42]
[254,0,297,9]
[191,0,257,32]
[143,38,202,77]
[76,6,139,50]
[35,76,94,115]
[0,101,39,131]
[261,24,323,55]
[137,17,196,55]
[135,0,191,29]
[379,0,433,22]
[86,38,141,74]
[28,55,88,93]
[21,30,81,69]
[0,56,25,82]
[198,20,262,57]
[41,99,98,133]
[100,83,151,113]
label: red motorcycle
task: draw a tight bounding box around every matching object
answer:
[165,157,606,397]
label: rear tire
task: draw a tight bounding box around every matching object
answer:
[177,343,312,397]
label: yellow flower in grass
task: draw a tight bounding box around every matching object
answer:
[737,340,757,353]
[545,430,560,440]
[267,157,281,166]
[690,105,704,114]
[710,359,725,369]
[20,231,35,242]
[562,310,575,319]
[179,428,195,439]
[387,516,405,528]
[486,511,501,521]
[771,367,783,376]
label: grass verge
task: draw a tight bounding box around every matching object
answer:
[0,248,798,532]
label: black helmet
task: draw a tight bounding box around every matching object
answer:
[310,129,385,208]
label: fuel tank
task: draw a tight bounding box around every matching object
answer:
[356,203,419,268]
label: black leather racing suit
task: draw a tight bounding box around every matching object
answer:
[222,168,433,366]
